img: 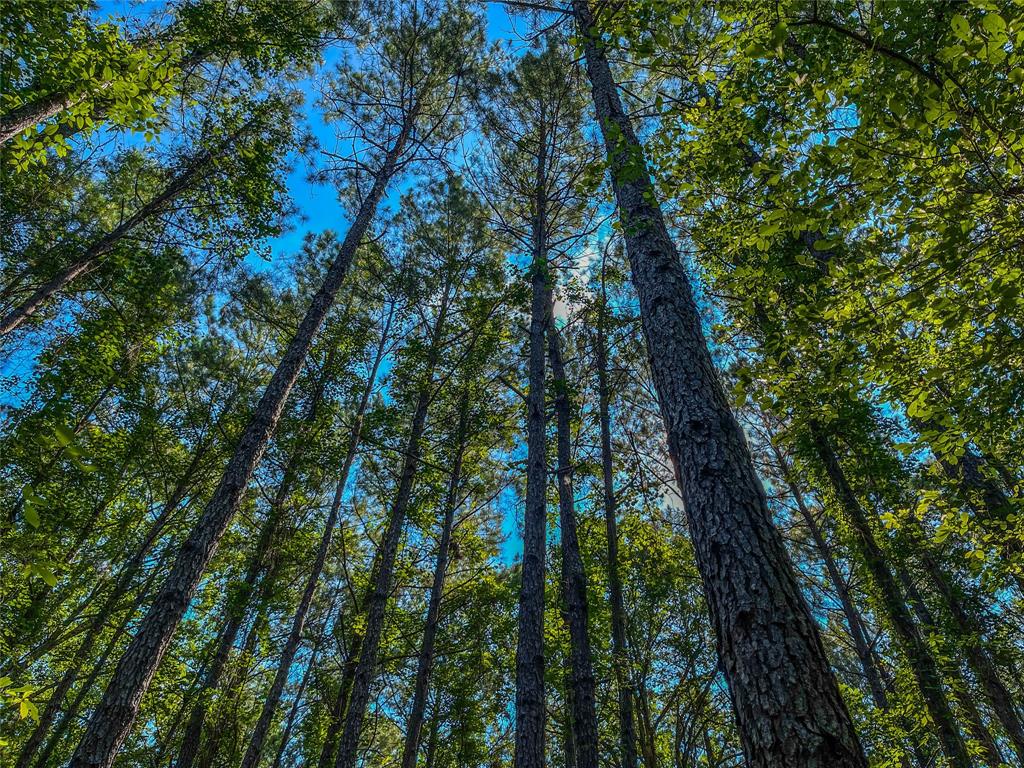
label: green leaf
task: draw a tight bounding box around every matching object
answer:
[981,12,1006,35]
[23,501,40,528]
[951,14,971,40]
[31,563,57,587]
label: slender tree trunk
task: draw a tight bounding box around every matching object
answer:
[563,681,577,768]
[270,644,316,768]
[240,316,392,768]
[548,313,599,768]
[67,116,411,768]
[0,137,229,336]
[595,289,638,768]
[423,707,440,768]
[771,445,890,709]
[316,632,363,768]
[634,684,658,768]
[398,395,468,768]
[808,427,972,768]
[919,551,1024,763]
[514,120,550,768]
[174,426,311,768]
[895,565,1005,768]
[570,3,865,765]
[333,290,449,768]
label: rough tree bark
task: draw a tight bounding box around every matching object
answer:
[0,91,82,146]
[570,3,866,765]
[67,115,411,768]
[398,395,469,768]
[239,311,392,768]
[548,310,599,768]
[513,121,550,768]
[595,286,639,768]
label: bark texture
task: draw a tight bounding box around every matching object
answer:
[571,3,866,765]
[548,314,599,768]
[513,158,550,768]
[67,120,408,768]
[0,91,80,146]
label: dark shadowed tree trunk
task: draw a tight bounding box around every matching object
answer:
[0,132,238,336]
[317,631,363,768]
[548,310,598,768]
[398,394,469,768]
[513,117,550,768]
[595,286,638,768]
[570,2,866,765]
[67,114,412,768]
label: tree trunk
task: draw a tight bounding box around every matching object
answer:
[316,631,363,768]
[771,445,890,709]
[270,640,316,768]
[240,314,392,768]
[513,118,550,768]
[67,116,411,768]
[398,395,468,768]
[570,3,865,765]
[563,681,577,768]
[548,313,599,768]
[0,91,81,145]
[0,136,228,336]
[175,397,323,768]
[808,426,972,768]
[895,565,1005,767]
[595,289,639,768]
[333,289,450,768]
[919,552,1024,763]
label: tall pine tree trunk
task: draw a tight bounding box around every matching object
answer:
[316,631,363,768]
[808,427,972,768]
[68,115,411,768]
[398,395,468,768]
[240,314,391,768]
[514,122,550,768]
[570,3,865,764]
[333,290,450,768]
[595,288,638,768]
[548,311,599,768]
